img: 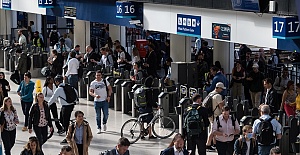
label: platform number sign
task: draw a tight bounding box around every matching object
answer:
[38,0,56,8]
[273,16,300,39]
[116,1,142,18]
[2,0,11,10]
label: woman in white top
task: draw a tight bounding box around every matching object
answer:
[131,47,141,65]
[42,76,64,134]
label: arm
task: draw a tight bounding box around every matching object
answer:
[233,139,242,155]
[212,118,223,136]
[28,105,35,129]
[47,88,61,106]
[46,105,53,128]
[280,90,287,110]
[17,82,22,93]
[234,119,240,135]
[86,124,93,146]
[66,125,73,144]
[89,88,96,98]
[273,77,280,91]
[205,78,217,93]
[21,83,35,101]
[65,60,72,76]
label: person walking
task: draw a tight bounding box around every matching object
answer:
[160,133,189,155]
[280,80,296,117]
[0,97,19,155]
[17,72,35,132]
[28,93,53,150]
[231,61,245,101]
[66,111,93,155]
[20,136,44,155]
[42,76,64,134]
[234,125,258,155]
[89,70,112,134]
[252,105,282,155]
[47,75,77,144]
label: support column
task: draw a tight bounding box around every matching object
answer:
[109,24,120,42]
[120,26,126,48]
[213,40,234,74]
[0,10,12,40]
[170,34,191,62]
[74,19,90,50]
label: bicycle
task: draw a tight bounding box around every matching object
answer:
[120,107,176,144]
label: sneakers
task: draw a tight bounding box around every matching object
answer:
[206,145,215,152]
[22,126,28,132]
[103,124,107,132]
[60,139,68,145]
[97,129,101,134]
[57,129,65,135]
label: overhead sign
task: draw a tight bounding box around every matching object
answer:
[231,0,260,12]
[116,1,143,18]
[273,16,300,39]
[38,0,56,8]
[2,0,11,10]
[64,6,76,19]
[177,14,201,37]
[212,23,231,41]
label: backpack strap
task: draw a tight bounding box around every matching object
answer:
[231,115,236,130]
[216,116,222,129]
[103,79,109,98]
[238,137,243,150]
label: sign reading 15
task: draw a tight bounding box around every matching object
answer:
[39,0,53,4]
[116,4,135,14]
[274,20,300,33]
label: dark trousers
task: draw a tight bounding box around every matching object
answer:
[1,129,16,155]
[60,105,74,133]
[76,144,83,155]
[187,137,207,155]
[21,101,32,127]
[244,85,253,108]
[216,140,234,155]
[50,103,63,131]
[33,125,48,150]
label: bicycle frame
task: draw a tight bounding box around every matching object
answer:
[137,108,163,130]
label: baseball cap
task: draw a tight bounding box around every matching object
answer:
[216,82,226,89]
[252,63,259,68]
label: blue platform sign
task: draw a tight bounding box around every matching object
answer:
[2,0,11,10]
[273,16,300,39]
[116,1,142,18]
[231,0,260,12]
[38,0,56,8]
[177,14,201,37]
[212,23,231,41]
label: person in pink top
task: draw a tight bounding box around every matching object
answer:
[212,106,240,155]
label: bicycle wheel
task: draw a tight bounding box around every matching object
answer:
[152,116,176,139]
[121,118,142,144]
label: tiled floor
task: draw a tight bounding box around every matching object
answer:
[2,69,217,155]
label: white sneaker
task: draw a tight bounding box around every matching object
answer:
[97,129,101,134]
[103,124,107,131]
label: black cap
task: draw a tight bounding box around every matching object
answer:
[54,75,63,83]
[59,38,65,42]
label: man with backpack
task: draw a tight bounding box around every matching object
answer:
[47,75,78,144]
[252,105,282,155]
[212,106,240,155]
[66,111,93,155]
[49,25,60,47]
[89,70,112,134]
[183,93,209,155]
[204,82,225,151]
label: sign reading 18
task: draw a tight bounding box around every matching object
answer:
[116,5,135,14]
[39,0,53,4]
[274,21,300,33]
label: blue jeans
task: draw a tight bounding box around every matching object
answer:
[258,145,274,155]
[94,101,109,129]
[68,74,78,90]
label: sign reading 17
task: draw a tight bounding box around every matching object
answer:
[274,21,300,33]
[39,0,53,4]
[116,5,135,14]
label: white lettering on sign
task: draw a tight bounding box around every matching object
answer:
[39,0,53,5]
[274,21,284,33]
[117,4,135,14]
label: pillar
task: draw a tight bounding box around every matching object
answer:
[213,40,234,74]
[0,9,12,39]
[170,34,191,62]
[74,19,90,50]
[109,24,120,42]
[120,26,126,48]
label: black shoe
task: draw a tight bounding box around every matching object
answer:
[206,145,215,152]
[57,129,65,135]
[149,136,157,139]
[141,136,145,140]
[60,139,68,145]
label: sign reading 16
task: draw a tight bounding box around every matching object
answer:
[117,5,135,14]
[39,0,53,4]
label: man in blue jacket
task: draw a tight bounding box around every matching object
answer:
[205,66,228,97]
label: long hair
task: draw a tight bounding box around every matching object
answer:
[168,133,185,148]
[24,137,42,152]
[43,76,52,87]
[1,97,15,111]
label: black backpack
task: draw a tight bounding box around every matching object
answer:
[124,51,132,61]
[27,54,31,71]
[59,84,77,104]
[202,93,218,117]
[184,106,204,138]
[257,118,275,145]
[50,31,59,46]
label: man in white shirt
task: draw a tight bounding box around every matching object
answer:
[65,51,79,90]
[91,47,114,69]
[48,75,77,144]
[15,30,27,48]
[89,70,112,134]
[54,38,71,60]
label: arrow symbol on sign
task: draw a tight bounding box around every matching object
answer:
[197,20,200,26]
